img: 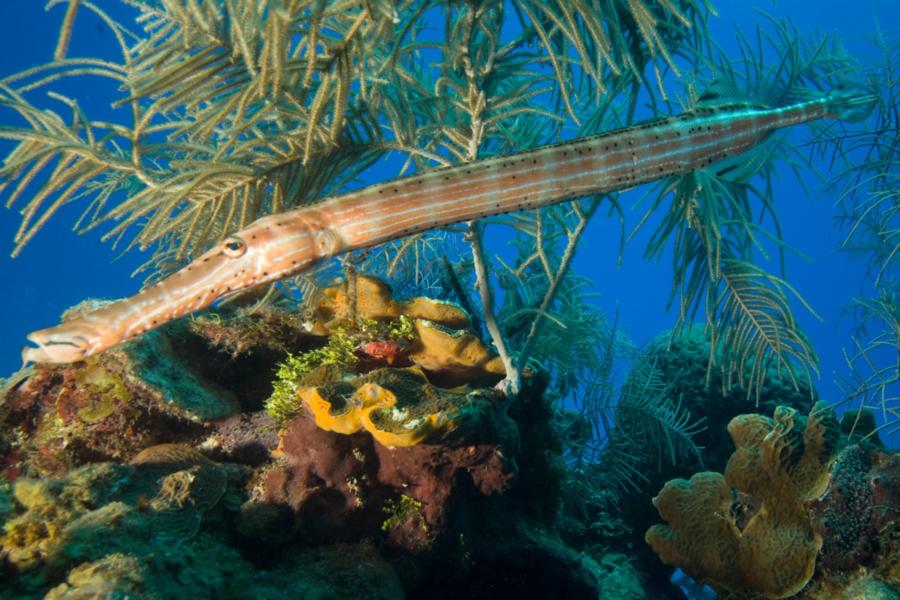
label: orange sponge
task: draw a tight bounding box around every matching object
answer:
[300,369,459,448]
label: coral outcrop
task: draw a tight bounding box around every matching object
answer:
[587,325,819,595]
[0,446,250,596]
[307,274,506,386]
[646,402,839,598]
[310,274,471,333]
[0,355,211,479]
[261,367,515,551]
[806,443,899,594]
[1,274,651,598]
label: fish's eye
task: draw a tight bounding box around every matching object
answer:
[222,237,246,257]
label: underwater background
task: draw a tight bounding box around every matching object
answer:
[0,1,897,599]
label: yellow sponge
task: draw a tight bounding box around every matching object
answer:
[300,371,458,448]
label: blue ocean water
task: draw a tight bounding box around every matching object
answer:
[0,1,896,444]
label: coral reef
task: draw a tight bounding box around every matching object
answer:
[629,326,816,476]
[5,278,896,600]
[309,275,505,386]
[645,396,900,599]
[646,402,839,598]
[807,443,899,594]
[0,446,250,596]
[0,354,209,479]
[263,276,505,424]
[190,304,316,359]
[6,1,897,598]
[260,366,515,551]
[300,373,459,448]
[0,299,319,481]
[0,454,407,600]
[586,325,817,594]
[408,319,506,387]
[1,274,649,598]
[310,274,471,334]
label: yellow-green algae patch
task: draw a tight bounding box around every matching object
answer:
[72,363,130,424]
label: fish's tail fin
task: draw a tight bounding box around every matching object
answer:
[824,83,879,122]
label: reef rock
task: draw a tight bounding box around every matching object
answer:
[0,447,250,597]
[0,359,213,480]
[807,444,899,594]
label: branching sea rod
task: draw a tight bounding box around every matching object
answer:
[21,87,876,365]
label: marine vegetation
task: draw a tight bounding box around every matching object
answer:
[0,1,898,599]
[264,314,415,424]
[817,26,899,442]
[0,0,879,408]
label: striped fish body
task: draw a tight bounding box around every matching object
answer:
[20,96,840,364]
[328,98,826,248]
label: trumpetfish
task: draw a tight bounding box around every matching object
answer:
[21,86,876,364]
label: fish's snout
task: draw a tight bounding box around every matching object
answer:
[22,329,91,365]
